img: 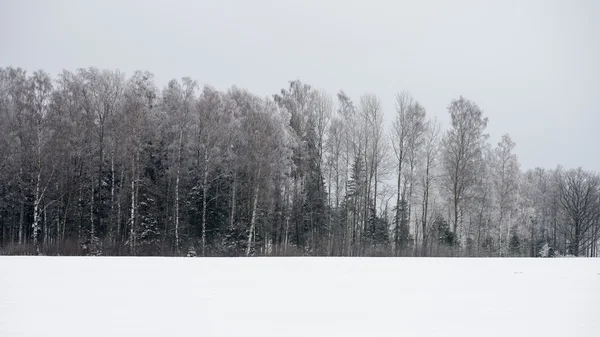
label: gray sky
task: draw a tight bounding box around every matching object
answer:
[1,0,599,172]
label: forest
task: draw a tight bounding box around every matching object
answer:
[0,66,598,257]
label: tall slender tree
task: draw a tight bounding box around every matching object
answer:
[441,96,488,246]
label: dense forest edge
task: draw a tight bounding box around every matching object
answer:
[0,67,598,257]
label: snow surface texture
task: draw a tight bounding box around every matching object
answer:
[1,257,598,337]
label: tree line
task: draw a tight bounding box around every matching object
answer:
[0,66,598,257]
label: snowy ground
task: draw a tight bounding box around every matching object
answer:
[1,257,598,337]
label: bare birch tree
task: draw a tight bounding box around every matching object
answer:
[441,96,488,247]
[492,134,520,256]
[419,118,441,256]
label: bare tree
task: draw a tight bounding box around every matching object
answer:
[196,86,233,255]
[357,93,385,251]
[469,145,494,256]
[336,91,358,255]
[419,118,441,256]
[558,168,600,256]
[242,96,293,256]
[79,67,125,247]
[27,71,55,254]
[324,116,344,253]
[391,91,412,253]
[123,71,157,255]
[315,90,333,170]
[492,134,520,256]
[391,92,425,254]
[404,102,426,255]
[162,78,197,252]
[441,96,488,246]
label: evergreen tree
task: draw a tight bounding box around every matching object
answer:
[392,200,413,255]
[509,232,521,257]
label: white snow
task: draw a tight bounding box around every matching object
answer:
[1,257,598,337]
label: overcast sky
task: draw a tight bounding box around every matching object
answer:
[1,0,598,172]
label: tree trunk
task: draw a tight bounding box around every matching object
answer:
[117,168,124,246]
[78,172,83,246]
[421,173,430,257]
[18,200,23,245]
[530,220,535,257]
[373,160,378,246]
[506,214,511,257]
[61,197,68,243]
[175,129,182,253]
[56,206,60,247]
[453,191,459,240]
[32,167,42,255]
[90,185,95,252]
[201,153,209,256]
[553,218,557,251]
[284,215,289,255]
[498,211,504,256]
[246,170,261,256]
[43,205,48,247]
[129,161,136,255]
[96,124,104,241]
[230,171,237,229]
[477,210,483,257]
[328,162,333,254]
[408,164,416,255]
[110,155,115,245]
[573,222,580,257]
[395,155,402,254]
[283,184,289,255]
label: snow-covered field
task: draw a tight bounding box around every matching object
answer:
[1,257,598,337]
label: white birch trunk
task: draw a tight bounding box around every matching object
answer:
[506,213,512,256]
[175,129,182,253]
[43,207,47,246]
[32,166,42,254]
[110,156,115,244]
[130,161,136,255]
[246,169,261,256]
[201,152,209,256]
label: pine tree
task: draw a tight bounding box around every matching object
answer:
[393,199,411,255]
[509,231,521,256]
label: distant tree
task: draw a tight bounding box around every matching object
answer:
[324,116,345,254]
[538,242,551,257]
[509,231,521,257]
[557,168,600,256]
[78,68,125,245]
[274,81,327,253]
[441,96,488,247]
[336,90,358,255]
[195,86,233,255]
[492,134,520,256]
[470,145,494,256]
[419,117,440,256]
[123,71,157,255]
[391,92,426,253]
[358,93,385,253]
[435,215,454,256]
[26,70,56,254]
[161,77,197,252]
